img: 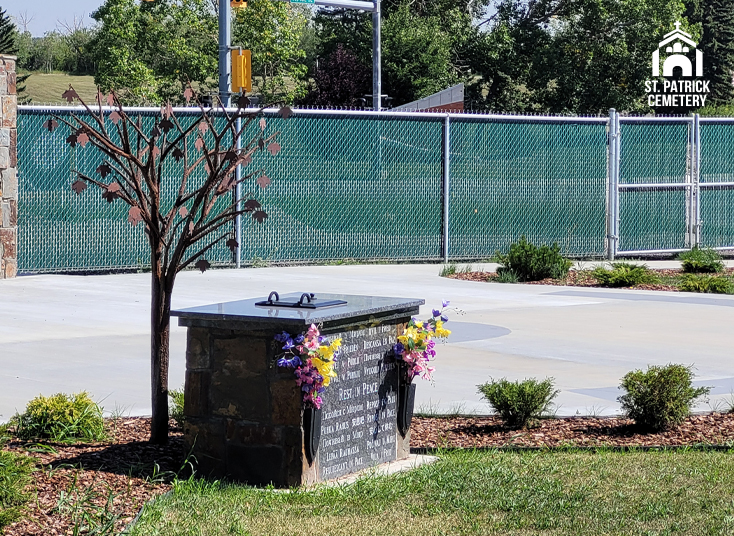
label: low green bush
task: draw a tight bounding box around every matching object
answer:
[678,247,725,273]
[678,274,733,294]
[11,392,106,442]
[169,388,185,427]
[494,270,519,283]
[592,262,658,287]
[0,450,34,530]
[618,364,710,432]
[495,236,572,282]
[477,378,559,429]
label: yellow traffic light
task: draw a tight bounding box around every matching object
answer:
[230,0,247,9]
[231,49,252,93]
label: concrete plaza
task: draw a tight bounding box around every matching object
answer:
[1,262,733,421]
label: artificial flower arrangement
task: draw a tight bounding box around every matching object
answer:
[274,324,342,409]
[392,300,452,382]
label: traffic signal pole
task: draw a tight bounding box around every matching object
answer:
[219,0,232,107]
[372,0,381,110]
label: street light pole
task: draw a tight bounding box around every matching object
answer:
[372,0,381,111]
[218,0,231,107]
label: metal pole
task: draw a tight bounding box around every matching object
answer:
[372,0,381,111]
[613,110,620,259]
[606,109,616,260]
[693,113,701,247]
[442,115,450,263]
[235,117,243,268]
[218,0,231,107]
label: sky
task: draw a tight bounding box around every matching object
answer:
[6,0,103,36]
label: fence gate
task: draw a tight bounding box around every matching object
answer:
[610,113,734,259]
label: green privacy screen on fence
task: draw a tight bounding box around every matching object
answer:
[17,107,734,273]
[449,118,608,258]
[617,121,689,252]
[17,109,445,272]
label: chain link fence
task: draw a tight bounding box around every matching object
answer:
[16,107,734,273]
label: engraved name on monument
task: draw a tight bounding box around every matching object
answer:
[318,324,399,480]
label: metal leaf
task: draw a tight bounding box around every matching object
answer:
[151,125,161,138]
[259,117,266,131]
[106,93,115,106]
[43,119,58,132]
[179,206,188,217]
[128,206,143,226]
[102,182,120,203]
[243,199,261,212]
[226,238,239,253]
[195,259,210,273]
[66,134,78,147]
[224,150,237,162]
[279,106,293,120]
[152,146,161,159]
[195,138,204,151]
[76,132,89,148]
[198,122,208,134]
[173,147,185,161]
[71,179,87,195]
[258,138,265,150]
[237,95,250,108]
[267,142,281,156]
[97,163,112,178]
[256,174,271,188]
[62,87,78,103]
[253,210,268,223]
[160,118,174,133]
[184,87,194,103]
[110,111,122,124]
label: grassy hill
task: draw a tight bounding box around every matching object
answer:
[21,72,98,105]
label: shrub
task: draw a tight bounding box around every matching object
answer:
[0,451,34,530]
[495,270,519,283]
[618,364,710,432]
[592,262,658,287]
[678,246,725,273]
[679,274,733,294]
[12,392,106,442]
[477,378,559,429]
[495,236,572,282]
[169,388,185,427]
[439,264,457,277]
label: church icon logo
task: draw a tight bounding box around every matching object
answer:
[652,21,703,78]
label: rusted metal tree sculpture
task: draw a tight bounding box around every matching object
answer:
[45,87,290,443]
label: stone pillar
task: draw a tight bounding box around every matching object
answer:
[0,55,17,279]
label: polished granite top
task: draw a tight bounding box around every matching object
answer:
[172,293,424,327]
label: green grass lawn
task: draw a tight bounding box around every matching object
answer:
[129,449,734,536]
[21,72,98,105]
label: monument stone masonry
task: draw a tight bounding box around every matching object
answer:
[172,292,424,487]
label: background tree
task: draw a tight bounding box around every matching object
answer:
[232,0,309,103]
[0,7,29,102]
[468,0,684,113]
[45,88,291,442]
[299,44,370,106]
[90,0,217,104]
[311,0,480,107]
[686,0,734,105]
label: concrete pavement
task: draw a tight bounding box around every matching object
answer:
[1,261,733,421]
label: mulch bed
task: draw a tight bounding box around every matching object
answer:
[447,267,734,292]
[411,413,734,449]
[5,413,734,534]
[3,418,183,536]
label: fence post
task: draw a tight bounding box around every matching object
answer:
[442,114,450,263]
[606,109,619,260]
[693,113,701,248]
[234,116,242,268]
